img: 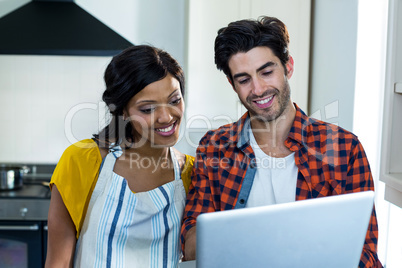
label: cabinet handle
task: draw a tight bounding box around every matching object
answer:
[0,224,39,231]
[395,82,402,93]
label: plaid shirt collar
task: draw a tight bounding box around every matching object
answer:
[236,103,307,151]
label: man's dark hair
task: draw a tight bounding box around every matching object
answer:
[214,16,290,82]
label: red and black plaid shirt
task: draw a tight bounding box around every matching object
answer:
[181,103,382,267]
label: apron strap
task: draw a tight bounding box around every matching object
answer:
[94,144,122,197]
[170,147,181,181]
[99,146,180,186]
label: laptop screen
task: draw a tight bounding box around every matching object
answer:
[191,191,374,268]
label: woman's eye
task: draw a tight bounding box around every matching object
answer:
[140,107,155,114]
[170,98,182,105]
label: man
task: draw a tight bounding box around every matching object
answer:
[180,16,382,267]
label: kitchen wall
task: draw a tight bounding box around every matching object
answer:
[0,0,28,17]
[0,55,110,163]
[308,0,358,131]
[0,0,187,163]
[0,0,310,162]
[75,0,187,66]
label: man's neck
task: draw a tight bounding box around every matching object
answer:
[249,102,296,157]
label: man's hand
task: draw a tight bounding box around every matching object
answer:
[183,227,197,261]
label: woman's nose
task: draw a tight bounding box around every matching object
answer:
[157,105,174,123]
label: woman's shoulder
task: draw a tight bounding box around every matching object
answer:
[171,148,194,172]
[183,154,195,173]
[54,139,103,179]
[172,148,194,194]
[63,139,100,157]
[58,139,103,166]
[53,139,102,176]
[51,139,103,238]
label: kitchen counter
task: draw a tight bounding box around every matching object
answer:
[0,163,55,221]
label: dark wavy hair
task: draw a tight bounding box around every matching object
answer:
[214,16,290,82]
[93,45,185,148]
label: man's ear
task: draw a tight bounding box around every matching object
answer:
[285,55,294,79]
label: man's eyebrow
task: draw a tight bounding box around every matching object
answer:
[233,61,276,79]
[256,61,276,72]
[233,72,248,79]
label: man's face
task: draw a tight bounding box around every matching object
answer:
[228,46,294,122]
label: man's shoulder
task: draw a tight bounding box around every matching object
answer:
[299,115,360,152]
[292,104,355,141]
[199,121,238,145]
[305,116,356,138]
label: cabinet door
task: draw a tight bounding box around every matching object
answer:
[380,0,402,208]
[42,222,48,265]
[0,221,43,268]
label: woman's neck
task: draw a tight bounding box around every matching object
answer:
[125,144,170,159]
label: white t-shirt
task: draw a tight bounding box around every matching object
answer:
[246,129,298,208]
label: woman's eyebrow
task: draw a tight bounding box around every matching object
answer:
[136,89,180,105]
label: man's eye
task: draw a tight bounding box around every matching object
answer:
[263,71,273,76]
[238,78,250,85]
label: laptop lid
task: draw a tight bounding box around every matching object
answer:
[195,191,375,268]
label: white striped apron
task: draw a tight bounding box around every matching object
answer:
[74,146,186,268]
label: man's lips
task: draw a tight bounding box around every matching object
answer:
[253,95,274,109]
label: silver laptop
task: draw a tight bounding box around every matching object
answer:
[179,191,374,268]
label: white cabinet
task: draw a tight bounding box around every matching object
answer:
[380,0,402,208]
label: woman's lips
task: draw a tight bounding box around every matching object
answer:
[253,95,274,109]
[155,121,177,137]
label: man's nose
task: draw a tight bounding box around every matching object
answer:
[252,78,265,96]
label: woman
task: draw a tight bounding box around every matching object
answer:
[45,45,194,267]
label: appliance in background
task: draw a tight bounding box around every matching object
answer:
[0,0,133,56]
[0,163,55,268]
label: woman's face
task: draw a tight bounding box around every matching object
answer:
[124,74,184,148]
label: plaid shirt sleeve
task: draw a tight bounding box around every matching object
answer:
[180,125,249,252]
[290,106,382,267]
[180,132,218,250]
[347,140,382,268]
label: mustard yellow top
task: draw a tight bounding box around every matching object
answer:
[50,139,194,238]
